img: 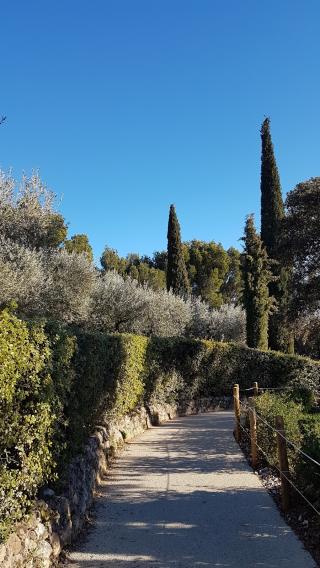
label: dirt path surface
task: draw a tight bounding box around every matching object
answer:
[67,411,315,567]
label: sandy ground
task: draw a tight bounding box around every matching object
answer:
[67,411,316,567]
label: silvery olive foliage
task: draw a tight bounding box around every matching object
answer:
[44,249,96,323]
[0,169,245,340]
[0,238,96,324]
[187,296,245,342]
[208,303,246,342]
[89,271,147,333]
[89,272,245,340]
[88,272,191,336]
[0,237,48,315]
[0,170,67,249]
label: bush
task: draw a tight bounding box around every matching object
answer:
[254,393,303,468]
[249,392,320,514]
[297,415,320,507]
[0,310,55,539]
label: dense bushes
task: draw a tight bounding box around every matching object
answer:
[0,310,56,539]
[1,310,320,541]
[251,392,320,512]
[254,393,304,469]
[298,415,320,506]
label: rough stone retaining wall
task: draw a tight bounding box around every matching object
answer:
[0,396,231,567]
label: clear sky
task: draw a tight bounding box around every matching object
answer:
[0,1,319,261]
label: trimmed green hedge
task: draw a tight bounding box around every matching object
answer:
[1,310,320,540]
[0,310,55,539]
[145,337,320,401]
[65,333,148,453]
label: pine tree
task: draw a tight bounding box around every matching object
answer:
[241,215,274,351]
[260,117,292,352]
[166,204,190,296]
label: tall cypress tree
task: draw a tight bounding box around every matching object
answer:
[166,204,190,296]
[260,118,292,352]
[241,215,273,351]
[260,117,284,254]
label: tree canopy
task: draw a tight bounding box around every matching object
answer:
[64,234,94,262]
[283,177,320,316]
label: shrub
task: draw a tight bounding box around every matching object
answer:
[297,415,320,507]
[0,310,55,540]
[254,392,303,468]
[248,393,320,514]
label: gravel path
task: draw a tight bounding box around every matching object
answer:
[67,411,315,567]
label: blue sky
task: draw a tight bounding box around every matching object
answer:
[0,1,319,262]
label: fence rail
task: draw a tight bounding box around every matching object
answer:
[233,382,320,517]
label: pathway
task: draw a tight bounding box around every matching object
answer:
[67,411,315,567]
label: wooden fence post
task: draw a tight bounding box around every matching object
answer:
[275,415,290,512]
[248,397,258,469]
[233,384,241,442]
[253,381,259,396]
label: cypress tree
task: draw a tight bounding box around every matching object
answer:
[166,204,190,296]
[241,215,274,351]
[260,117,284,254]
[260,117,292,352]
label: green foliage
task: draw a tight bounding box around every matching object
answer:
[100,246,166,291]
[0,310,54,540]
[100,246,127,274]
[254,392,303,469]
[297,415,320,507]
[166,205,190,296]
[99,241,242,306]
[111,335,148,417]
[260,117,291,352]
[2,312,320,541]
[64,234,94,262]
[127,261,166,291]
[66,333,148,452]
[221,247,243,304]
[283,177,320,317]
[185,240,229,308]
[156,242,242,307]
[241,215,273,350]
[44,213,68,248]
[260,117,284,255]
[145,336,320,402]
[253,392,320,511]
[145,337,208,408]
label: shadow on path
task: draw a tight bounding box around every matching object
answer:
[67,412,315,568]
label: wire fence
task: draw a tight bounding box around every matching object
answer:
[235,383,320,518]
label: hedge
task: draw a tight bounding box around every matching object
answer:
[1,310,320,540]
[0,310,55,539]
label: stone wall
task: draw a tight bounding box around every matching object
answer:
[1,397,232,567]
[0,506,60,568]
